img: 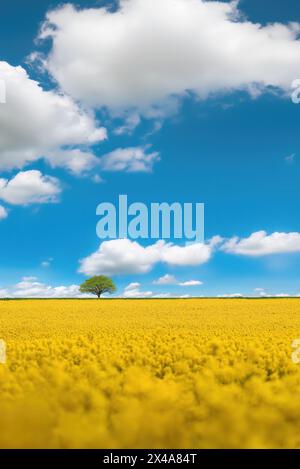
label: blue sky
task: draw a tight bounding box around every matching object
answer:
[0,0,300,298]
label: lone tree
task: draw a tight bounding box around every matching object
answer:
[79,276,116,298]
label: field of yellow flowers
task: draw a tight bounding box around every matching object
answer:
[0,298,300,448]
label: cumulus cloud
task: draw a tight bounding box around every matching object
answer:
[253,288,291,298]
[45,149,100,176]
[122,282,197,298]
[0,61,106,172]
[179,280,202,286]
[100,147,160,173]
[222,231,300,256]
[113,113,141,136]
[39,0,300,118]
[160,241,213,266]
[79,239,161,276]
[122,282,153,298]
[153,274,178,285]
[0,289,9,298]
[0,277,91,298]
[0,170,61,205]
[78,238,214,276]
[153,274,202,286]
[0,205,8,220]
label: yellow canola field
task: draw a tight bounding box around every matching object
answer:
[0,298,300,449]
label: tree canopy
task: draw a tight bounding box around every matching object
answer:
[79,276,116,298]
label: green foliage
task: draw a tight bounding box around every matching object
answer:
[79,276,116,298]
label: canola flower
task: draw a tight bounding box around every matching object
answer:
[0,299,300,448]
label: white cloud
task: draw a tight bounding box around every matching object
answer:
[100,147,160,173]
[179,280,202,286]
[113,113,141,136]
[285,153,296,164]
[149,292,194,298]
[122,282,197,298]
[41,258,53,268]
[124,282,140,291]
[253,288,291,298]
[39,0,300,118]
[0,289,9,298]
[218,293,243,298]
[160,241,212,266]
[122,282,153,298]
[79,238,214,276]
[22,276,38,282]
[0,205,8,220]
[79,239,161,276]
[0,170,61,205]
[151,292,172,298]
[0,61,106,172]
[92,174,104,184]
[153,274,202,286]
[45,149,100,176]
[153,274,177,285]
[222,231,300,256]
[9,277,90,298]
